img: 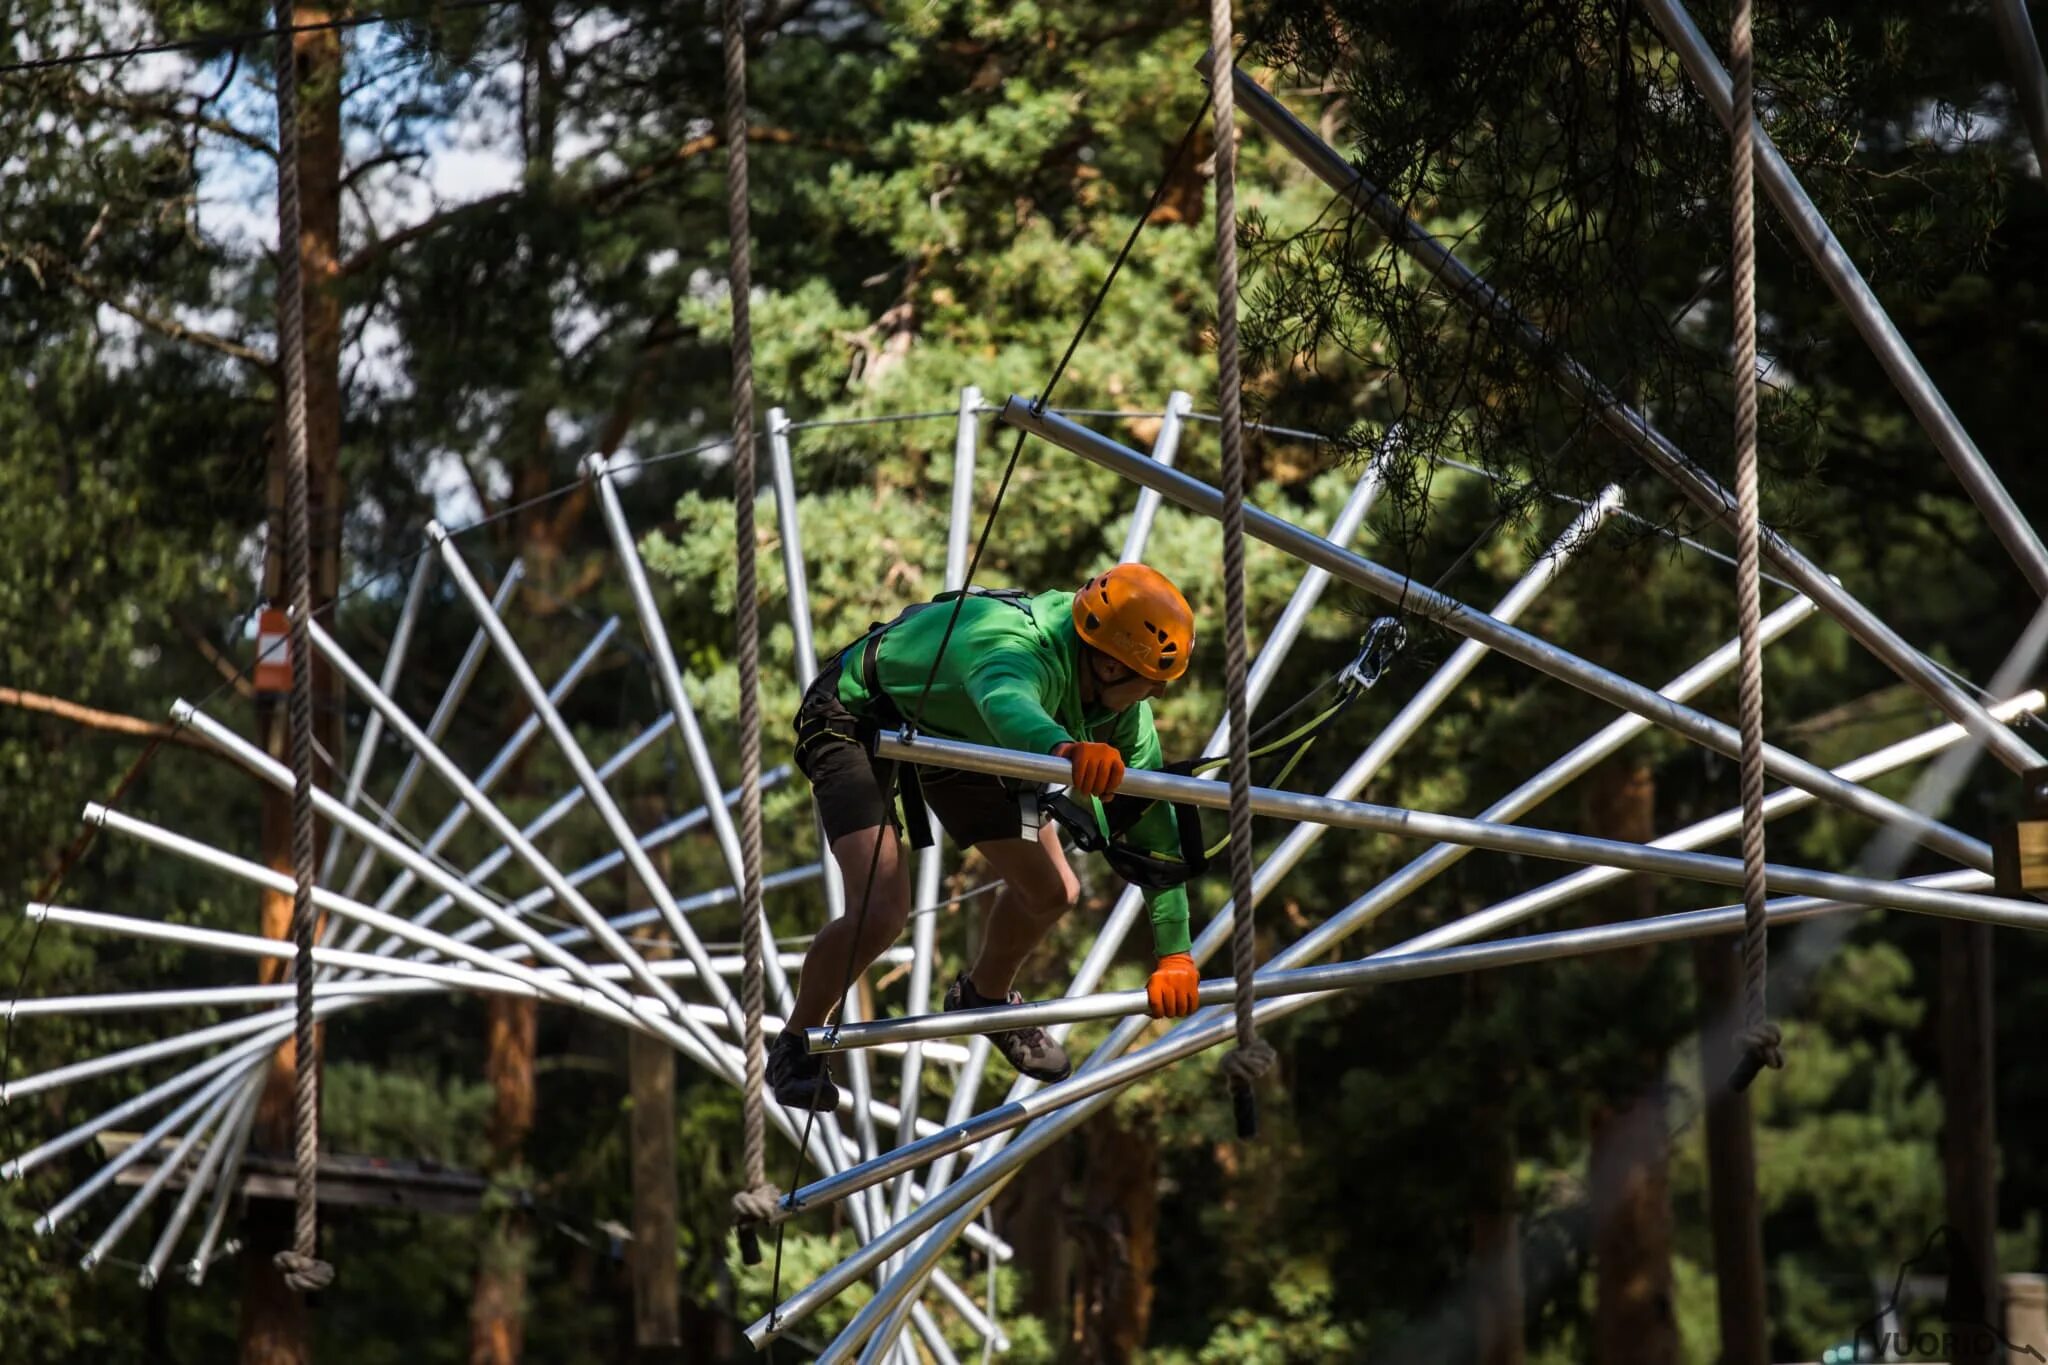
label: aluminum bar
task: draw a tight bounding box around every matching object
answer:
[1001,398,1992,868]
[1222,65,2046,773]
[339,559,522,903]
[1637,0,2048,600]
[874,730,2033,924]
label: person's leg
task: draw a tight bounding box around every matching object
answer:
[787,822,913,1030]
[967,821,1080,998]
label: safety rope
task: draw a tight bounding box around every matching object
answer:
[1728,0,1782,1092]
[1207,1,1275,1139]
[271,0,334,1293]
[722,0,783,1261]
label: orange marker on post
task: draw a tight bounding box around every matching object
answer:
[253,607,293,694]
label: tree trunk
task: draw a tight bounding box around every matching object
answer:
[627,842,682,1364]
[241,6,344,1360]
[1584,759,1679,1365]
[469,995,538,1365]
[1939,919,1999,1365]
[1073,1110,1159,1362]
[1691,936,1768,1365]
[1468,972,1525,1365]
[998,1139,1072,1352]
[466,11,564,1356]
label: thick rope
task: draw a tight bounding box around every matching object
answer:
[1208,3,1274,1137]
[723,0,781,1253]
[1729,0,1782,1090]
[272,0,333,1293]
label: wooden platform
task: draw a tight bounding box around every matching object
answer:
[97,1132,493,1217]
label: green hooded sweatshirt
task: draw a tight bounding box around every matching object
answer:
[836,589,1192,957]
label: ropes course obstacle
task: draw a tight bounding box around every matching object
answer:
[6,14,2048,1364]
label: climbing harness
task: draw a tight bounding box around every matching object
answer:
[816,586,1046,852]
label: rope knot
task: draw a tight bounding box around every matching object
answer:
[1738,1021,1785,1072]
[731,1183,785,1227]
[273,1249,334,1293]
[1221,1039,1277,1085]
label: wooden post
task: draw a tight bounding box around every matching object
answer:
[1939,918,1999,1365]
[1585,758,1679,1365]
[1469,972,1525,1365]
[1692,936,1769,1365]
[628,1000,682,1361]
[241,5,343,1359]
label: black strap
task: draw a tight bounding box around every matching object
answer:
[1041,789,1206,891]
[856,639,935,849]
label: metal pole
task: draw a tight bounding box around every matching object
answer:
[1119,389,1192,563]
[1000,398,1992,869]
[776,594,1815,1218]
[1990,0,2048,173]
[34,1060,249,1237]
[579,450,888,1210]
[889,388,981,1207]
[1636,0,2048,602]
[764,866,1999,1359]
[582,458,801,1017]
[1396,689,2046,956]
[183,1072,262,1283]
[300,619,714,1053]
[871,730,2036,924]
[338,560,523,903]
[319,552,436,885]
[1221,64,2046,774]
[334,617,623,955]
[2,1022,286,1180]
[7,947,883,1018]
[428,526,778,1032]
[79,1070,240,1271]
[805,870,1983,1053]
[72,815,645,1031]
[489,852,813,955]
[141,1075,261,1285]
[355,703,670,955]
[423,769,790,952]
[166,708,682,1036]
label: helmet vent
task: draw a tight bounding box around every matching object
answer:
[1084,612,1100,631]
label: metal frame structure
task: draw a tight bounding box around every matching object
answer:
[6,40,2047,1358]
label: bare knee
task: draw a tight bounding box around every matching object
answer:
[1013,865,1079,921]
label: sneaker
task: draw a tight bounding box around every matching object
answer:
[767,1029,840,1113]
[944,973,1071,1082]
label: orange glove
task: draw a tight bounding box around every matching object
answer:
[1147,952,1201,1018]
[1053,740,1125,801]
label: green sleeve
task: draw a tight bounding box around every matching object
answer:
[965,652,1074,756]
[1109,703,1193,957]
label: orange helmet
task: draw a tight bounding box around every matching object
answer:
[1072,564,1194,682]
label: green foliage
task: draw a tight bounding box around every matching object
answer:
[6,0,2048,1360]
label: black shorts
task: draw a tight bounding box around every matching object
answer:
[792,656,1030,847]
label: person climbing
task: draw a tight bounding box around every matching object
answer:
[768,563,1207,1113]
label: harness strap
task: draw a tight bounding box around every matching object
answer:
[856,635,935,849]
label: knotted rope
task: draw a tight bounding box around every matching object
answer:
[1729,0,1782,1091]
[271,0,333,1293]
[1208,1,1275,1137]
[723,0,782,1262]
